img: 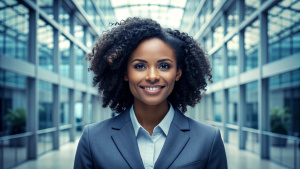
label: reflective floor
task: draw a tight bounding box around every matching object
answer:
[12,141,288,169]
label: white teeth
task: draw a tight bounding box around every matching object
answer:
[145,87,161,90]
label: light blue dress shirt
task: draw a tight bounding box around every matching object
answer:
[129,104,175,169]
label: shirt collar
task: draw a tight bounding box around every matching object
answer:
[130,103,175,137]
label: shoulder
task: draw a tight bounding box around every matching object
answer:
[187,117,219,134]
[84,108,131,136]
[182,115,221,142]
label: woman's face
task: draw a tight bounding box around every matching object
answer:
[125,38,182,106]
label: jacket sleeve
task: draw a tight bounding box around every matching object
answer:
[206,129,228,169]
[74,125,94,169]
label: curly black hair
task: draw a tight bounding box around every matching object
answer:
[86,17,212,113]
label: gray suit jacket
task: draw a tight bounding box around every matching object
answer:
[74,108,227,169]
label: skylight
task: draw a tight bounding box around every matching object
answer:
[110,0,187,29]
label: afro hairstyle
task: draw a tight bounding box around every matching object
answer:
[86,17,212,113]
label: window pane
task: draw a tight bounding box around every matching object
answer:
[213,20,223,47]
[245,20,259,71]
[227,35,238,77]
[75,19,85,44]
[203,34,212,51]
[245,81,258,129]
[268,70,300,136]
[60,35,70,77]
[59,4,70,33]
[226,2,238,34]
[38,19,53,72]
[213,91,222,122]
[212,49,223,82]
[268,0,300,62]
[245,0,260,20]
[39,0,53,19]
[39,80,53,129]
[0,69,27,137]
[0,1,29,61]
[60,87,69,125]
[75,46,85,82]
[228,87,238,125]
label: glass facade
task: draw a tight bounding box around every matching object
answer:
[39,80,53,130]
[0,1,29,61]
[0,70,27,136]
[213,91,222,122]
[245,81,258,129]
[0,1,108,168]
[60,87,69,125]
[189,1,300,168]
[60,35,70,77]
[244,20,259,71]
[38,19,54,72]
[226,3,238,34]
[245,0,260,20]
[75,45,85,82]
[268,70,300,136]
[227,35,238,77]
[227,87,238,125]
[268,0,300,63]
[1,0,300,168]
[59,4,71,33]
[212,49,223,82]
[213,19,223,47]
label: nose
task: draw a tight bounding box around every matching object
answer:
[145,67,160,82]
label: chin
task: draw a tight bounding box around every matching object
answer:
[140,99,167,106]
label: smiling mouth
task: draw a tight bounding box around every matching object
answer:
[140,86,165,90]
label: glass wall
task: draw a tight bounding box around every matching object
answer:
[0,1,29,61]
[75,19,85,44]
[244,20,259,71]
[212,49,223,82]
[227,35,238,77]
[60,35,70,77]
[75,45,85,82]
[213,19,223,47]
[38,80,53,130]
[227,87,238,125]
[59,3,71,33]
[244,81,258,129]
[268,0,300,63]
[213,91,222,122]
[226,2,238,35]
[0,70,27,136]
[39,0,53,19]
[38,19,54,72]
[60,87,69,125]
[268,70,300,136]
[0,0,105,168]
[245,0,260,20]
[75,91,83,127]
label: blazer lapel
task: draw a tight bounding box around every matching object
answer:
[154,108,190,169]
[111,109,144,169]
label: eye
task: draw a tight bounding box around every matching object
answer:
[134,63,146,70]
[159,63,170,69]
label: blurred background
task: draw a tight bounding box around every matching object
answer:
[0,0,299,169]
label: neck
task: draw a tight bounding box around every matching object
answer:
[133,99,169,135]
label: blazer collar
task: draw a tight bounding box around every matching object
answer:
[111,108,144,169]
[154,108,190,169]
[111,107,190,169]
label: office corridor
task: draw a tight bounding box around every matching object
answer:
[13,140,287,169]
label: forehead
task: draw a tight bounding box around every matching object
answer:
[129,38,176,61]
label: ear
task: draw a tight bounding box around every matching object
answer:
[175,69,182,81]
[124,72,129,81]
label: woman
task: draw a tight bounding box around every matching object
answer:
[74,17,227,169]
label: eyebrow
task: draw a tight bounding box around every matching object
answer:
[131,58,173,63]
